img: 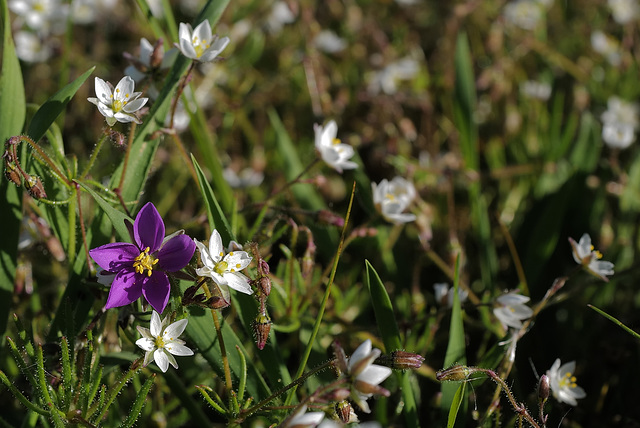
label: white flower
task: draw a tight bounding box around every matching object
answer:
[14,31,52,63]
[568,233,615,281]
[342,340,392,413]
[520,80,551,101]
[600,97,639,148]
[314,30,347,54]
[9,0,68,34]
[434,283,468,307]
[194,230,253,295]
[503,0,543,30]
[368,58,419,95]
[87,76,149,126]
[493,292,533,329]
[135,311,194,372]
[372,177,416,224]
[177,20,230,62]
[314,120,357,173]
[223,166,264,188]
[125,38,178,83]
[591,31,622,66]
[609,0,640,24]
[265,1,296,34]
[282,405,325,428]
[71,0,117,25]
[546,359,586,406]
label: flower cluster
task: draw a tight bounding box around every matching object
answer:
[372,177,416,224]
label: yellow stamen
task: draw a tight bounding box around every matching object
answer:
[214,260,229,275]
[332,138,341,145]
[154,336,165,348]
[133,247,158,277]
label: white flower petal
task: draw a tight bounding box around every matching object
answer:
[224,272,253,295]
[357,364,392,386]
[135,337,155,352]
[165,343,194,356]
[154,348,169,372]
[349,339,372,372]
[208,230,224,261]
[123,97,148,113]
[94,77,112,103]
[163,318,189,339]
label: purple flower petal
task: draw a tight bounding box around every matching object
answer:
[134,203,165,252]
[142,271,171,314]
[104,268,143,309]
[156,235,196,272]
[89,242,139,271]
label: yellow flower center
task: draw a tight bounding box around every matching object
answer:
[192,36,210,58]
[213,260,228,275]
[559,372,578,389]
[154,335,165,349]
[332,138,342,145]
[133,247,158,277]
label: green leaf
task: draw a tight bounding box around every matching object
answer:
[192,155,233,244]
[447,383,467,428]
[0,0,26,340]
[27,66,95,145]
[364,260,419,428]
[79,182,133,242]
[441,255,467,427]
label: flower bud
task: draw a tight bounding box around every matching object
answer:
[150,38,165,68]
[335,400,352,424]
[258,259,270,276]
[252,312,271,350]
[256,276,271,297]
[108,129,126,147]
[436,365,471,382]
[331,340,348,374]
[25,175,47,199]
[324,388,351,402]
[538,374,550,402]
[4,161,22,186]
[377,350,425,370]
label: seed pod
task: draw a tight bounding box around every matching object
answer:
[335,400,352,424]
[4,161,22,186]
[252,312,271,350]
[25,175,47,199]
[256,276,271,297]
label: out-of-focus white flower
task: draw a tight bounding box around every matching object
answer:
[87,76,148,126]
[177,20,230,62]
[194,230,253,295]
[314,120,357,173]
[125,38,177,83]
[14,31,52,63]
[282,405,325,428]
[9,0,68,34]
[493,292,533,329]
[135,311,194,372]
[434,283,468,307]
[395,0,420,5]
[601,96,639,149]
[546,359,586,406]
[503,0,543,30]
[319,420,382,428]
[520,80,552,101]
[338,340,392,413]
[265,1,296,34]
[372,177,416,224]
[591,31,622,66]
[569,233,615,281]
[609,0,640,24]
[314,30,347,54]
[223,167,264,188]
[368,57,419,95]
[71,0,117,24]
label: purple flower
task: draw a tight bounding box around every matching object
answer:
[89,203,195,314]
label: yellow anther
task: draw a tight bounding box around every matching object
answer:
[133,247,157,277]
[219,251,224,257]
[229,252,234,256]
[332,138,341,145]
[594,250,603,259]
[154,336,165,348]
[236,263,241,269]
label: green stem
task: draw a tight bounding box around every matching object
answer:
[15,135,71,187]
[80,131,108,180]
[240,359,336,418]
[203,284,233,392]
[285,182,355,405]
